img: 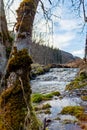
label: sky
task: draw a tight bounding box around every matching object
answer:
[4,0,87,58]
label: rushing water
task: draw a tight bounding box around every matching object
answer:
[31,68,78,94]
[31,68,82,130]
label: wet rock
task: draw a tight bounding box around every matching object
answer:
[62,119,77,124]
[54,117,61,120]
[79,69,87,77]
[46,118,52,126]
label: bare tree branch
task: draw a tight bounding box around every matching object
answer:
[82,0,87,22]
[5,0,14,9]
[48,0,52,5]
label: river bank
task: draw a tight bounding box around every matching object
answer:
[30,68,86,130]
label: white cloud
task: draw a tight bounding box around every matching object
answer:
[52,32,75,49]
[60,19,79,30]
[72,49,84,57]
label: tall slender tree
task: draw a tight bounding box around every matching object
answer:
[0,0,10,43]
[0,0,11,77]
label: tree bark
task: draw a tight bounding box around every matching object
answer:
[0,0,10,43]
[0,1,41,130]
[15,0,39,51]
[0,0,10,77]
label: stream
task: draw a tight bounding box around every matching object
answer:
[31,68,82,130]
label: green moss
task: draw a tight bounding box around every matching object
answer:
[31,64,51,78]
[61,106,84,115]
[60,106,87,120]
[35,67,44,75]
[62,119,77,124]
[31,65,44,75]
[81,96,87,101]
[16,0,36,33]
[32,93,43,103]
[42,103,51,109]
[6,46,12,58]
[7,48,32,74]
[0,80,40,130]
[55,117,61,120]
[51,91,60,96]
[8,36,14,43]
[0,84,28,130]
[27,111,41,130]
[44,109,51,114]
[0,49,41,130]
[66,74,87,91]
[34,103,51,112]
[43,93,53,99]
[32,91,60,103]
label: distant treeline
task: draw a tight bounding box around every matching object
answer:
[30,41,76,65]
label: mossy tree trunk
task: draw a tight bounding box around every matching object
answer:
[15,0,39,51]
[0,0,42,130]
[0,49,41,130]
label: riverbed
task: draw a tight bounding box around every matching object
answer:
[31,68,82,130]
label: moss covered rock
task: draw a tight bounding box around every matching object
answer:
[66,74,87,91]
[61,106,87,121]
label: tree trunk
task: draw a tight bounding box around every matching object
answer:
[0,0,10,43]
[0,1,42,130]
[0,0,10,77]
[15,0,39,51]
